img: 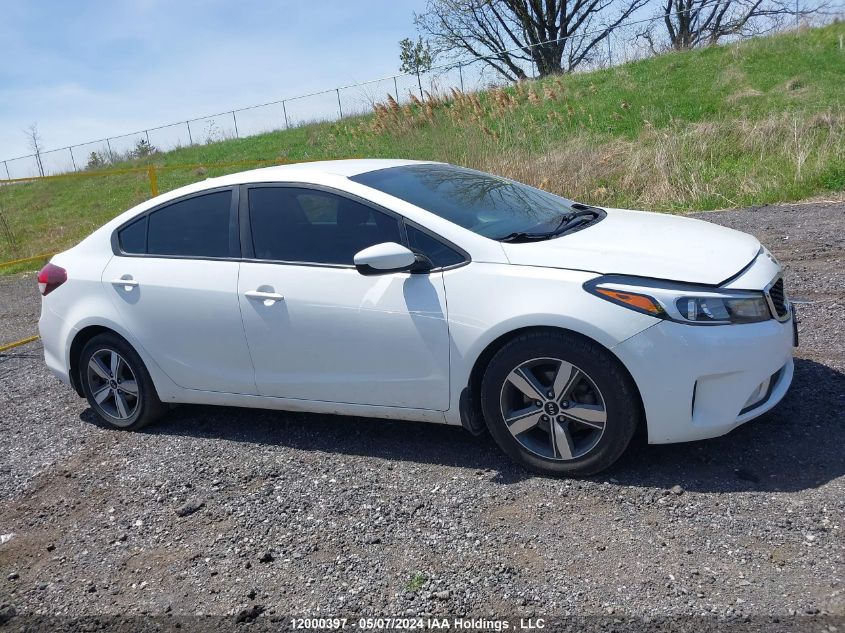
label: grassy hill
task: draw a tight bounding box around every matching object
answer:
[1,23,844,272]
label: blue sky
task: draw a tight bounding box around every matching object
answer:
[0,0,427,160]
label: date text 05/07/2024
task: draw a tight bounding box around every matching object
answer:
[290,617,547,630]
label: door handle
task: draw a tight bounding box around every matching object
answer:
[111,277,139,290]
[244,290,284,303]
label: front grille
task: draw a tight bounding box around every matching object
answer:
[767,277,789,319]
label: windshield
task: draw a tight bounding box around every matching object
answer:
[351,164,589,240]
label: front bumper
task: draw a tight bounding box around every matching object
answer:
[613,312,794,444]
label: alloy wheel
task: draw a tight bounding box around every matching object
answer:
[86,348,140,425]
[499,357,607,461]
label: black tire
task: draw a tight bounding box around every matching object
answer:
[79,333,168,431]
[480,330,641,476]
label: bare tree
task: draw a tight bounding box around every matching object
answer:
[642,0,805,51]
[25,123,45,177]
[415,0,648,81]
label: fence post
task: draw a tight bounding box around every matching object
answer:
[336,88,343,118]
[458,64,464,92]
[186,121,193,145]
[282,101,289,129]
[607,37,613,67]
[145,130,151,145]
[416,70,423,97]
[69,147,77,171]
[3,161,10,180]
[232,111,239,138]
[393,76,399,99]
[147,165,158,197]
[105,138,113,161]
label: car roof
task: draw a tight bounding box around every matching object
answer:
[202,158,436,186]
[95,159,440,238]
[84,157,507,264]
[135,159,437,209]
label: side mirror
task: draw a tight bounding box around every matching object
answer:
[354,242,431,276]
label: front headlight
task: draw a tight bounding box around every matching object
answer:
[584,275,772,325]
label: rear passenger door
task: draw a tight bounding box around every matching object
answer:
[237,184,454,410]
[102,188,257,395]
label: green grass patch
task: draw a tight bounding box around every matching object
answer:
[406,572,427,592]
[2,23,844,270]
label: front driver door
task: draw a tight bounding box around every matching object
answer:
[237,185,450,410]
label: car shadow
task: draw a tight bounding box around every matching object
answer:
[81,357,844,493]
[610,356,845,493]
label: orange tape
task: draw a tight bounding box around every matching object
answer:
[0,335,40,353]
[0,156,360,185]
[0,252,53,269]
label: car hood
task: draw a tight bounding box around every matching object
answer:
[500,208,761,285]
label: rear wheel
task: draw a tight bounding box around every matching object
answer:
[480,330,640,476]
[79,333,167,430]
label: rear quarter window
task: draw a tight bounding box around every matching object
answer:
[118,216,147,254]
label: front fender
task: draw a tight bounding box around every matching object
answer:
[441,263,659,423]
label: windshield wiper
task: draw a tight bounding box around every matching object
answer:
[548,209,599,236]
[496,208,601,243]
[497,231,557,243]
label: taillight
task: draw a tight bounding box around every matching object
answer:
[38,263,67,296]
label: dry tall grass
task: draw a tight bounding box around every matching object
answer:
[350,80,845,211]
[484,111,845,210]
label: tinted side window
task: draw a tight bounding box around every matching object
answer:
[297,193,338,224]
[249,188,402,265]
[147,191,232,257]
[119,216,147,254]
[406,225,465,268]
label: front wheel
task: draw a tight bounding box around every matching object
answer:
[79,333,168,430]
[480,331,641,476]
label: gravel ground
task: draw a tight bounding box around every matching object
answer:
[0,201,843,631]
[0,273,40,349]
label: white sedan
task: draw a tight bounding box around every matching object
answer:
[37,159,795,475]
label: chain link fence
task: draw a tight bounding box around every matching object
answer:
[2,2,839,180]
